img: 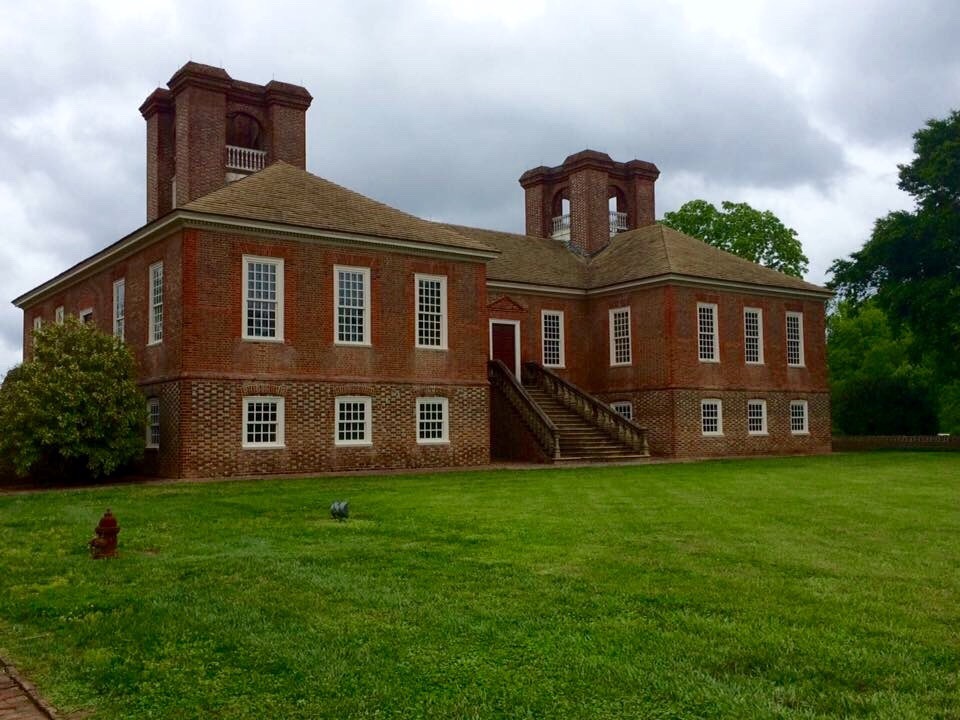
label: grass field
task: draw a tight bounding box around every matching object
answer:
[0,453,957,719]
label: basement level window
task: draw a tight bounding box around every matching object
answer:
[701,399,723,436]
[611,401,634,421]
[243,396,285,448]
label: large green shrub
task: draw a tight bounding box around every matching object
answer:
[0,317,146,480]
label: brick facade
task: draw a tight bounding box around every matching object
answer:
[15,61,833,478]
[488,283,829,459]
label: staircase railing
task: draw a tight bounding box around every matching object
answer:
[522,362,649,456]
[488,359,561,460]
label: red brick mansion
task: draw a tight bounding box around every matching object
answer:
[13,63,831,478]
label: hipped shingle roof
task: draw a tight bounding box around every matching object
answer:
[446,223,828,295]
[184,162,494,254]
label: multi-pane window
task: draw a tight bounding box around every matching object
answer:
[701,399,723,435]
[335,396,372,445]
[335,266,370,345]
[33,316,42,332]
[417,397,449,444]
[55,306,64,325]
[698,302,718,362]
[611,401,634,420]
[747,399,767,435]
[609,307,631,366]
[243,256,284,341]
[744,307,763,364]
[243,396,284,448]
[790,400,809,434]
[786,312,804,366]
[113,279,125,340]
[416,274,447,348]
[542,310,565,367]
[146,398,161,449]
[149,262,164,345]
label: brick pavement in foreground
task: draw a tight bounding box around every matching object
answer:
[0,663,58,720]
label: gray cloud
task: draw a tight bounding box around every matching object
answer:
[0,0,953,374]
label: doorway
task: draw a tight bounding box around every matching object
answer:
[489,320,520,377]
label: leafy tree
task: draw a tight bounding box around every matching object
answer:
[830,109,960,376]
[827,300,939,435]
[662,199,809,277]
[0,317,146,480]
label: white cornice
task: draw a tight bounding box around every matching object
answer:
[14,211,499,308]
[488,273,833,300]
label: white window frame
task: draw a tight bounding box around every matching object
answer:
[786,311,805,367]
[113,278,125,340]
[697,302,719,363]
[611,401,634,420]
[32,316,42,332]
[701,398,723,436]
[242,255,284,342]
[146,397,161,449]
[334,265,371,346]
[148,261,164,345]
[415,274,448,350]
[55,306,64,325]
[747,399,767,436]
[79,308,93,325]
[335,395,373,446]
[241,396,285,449]
[541,309,565,368]
[743,307,764,365]
[609,307,632,366]
[416,396,450,444]
[790,399,809,435]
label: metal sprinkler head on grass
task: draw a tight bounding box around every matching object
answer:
[330,501,349,521]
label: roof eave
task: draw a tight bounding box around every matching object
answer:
[13,210,499,309]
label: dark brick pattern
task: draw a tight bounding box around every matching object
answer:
[178,379,489,477]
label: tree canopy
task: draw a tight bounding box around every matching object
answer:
[0,317,146,480]
[661,199,809,277]
[827,300,939,435]
[829,109,960,376]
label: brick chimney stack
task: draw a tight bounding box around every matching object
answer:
[139,62,313,222]
[519,150,660,255]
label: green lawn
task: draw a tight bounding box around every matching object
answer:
[0,454,957,719]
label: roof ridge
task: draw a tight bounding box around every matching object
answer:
[657,224,675,271]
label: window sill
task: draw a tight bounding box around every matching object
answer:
[787,364,806,369]
[147,340,163,348]
[242,337,285,344]
[745,361,764,366]
[335,441,373,448]
[544,364,566,369]
[610,362,632,367]
[145,445,160,450]
[417,439,450,446]
[748,432,769,437]
[698,358,720,364]
[335,341,372,348]
[415,344,449,351]
[242,443,286,450]
[791,431,810,436]
[702,432,724,437]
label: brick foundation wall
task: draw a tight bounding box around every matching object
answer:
[832,435,960,452]
[595,389,831,458]
[139,381,182,477]
[173,379,489,478]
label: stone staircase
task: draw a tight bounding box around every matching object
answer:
[522,383,648,463]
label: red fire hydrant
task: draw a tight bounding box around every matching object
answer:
[90,510,120,559]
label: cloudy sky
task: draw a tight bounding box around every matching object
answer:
[1,0,958,372]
